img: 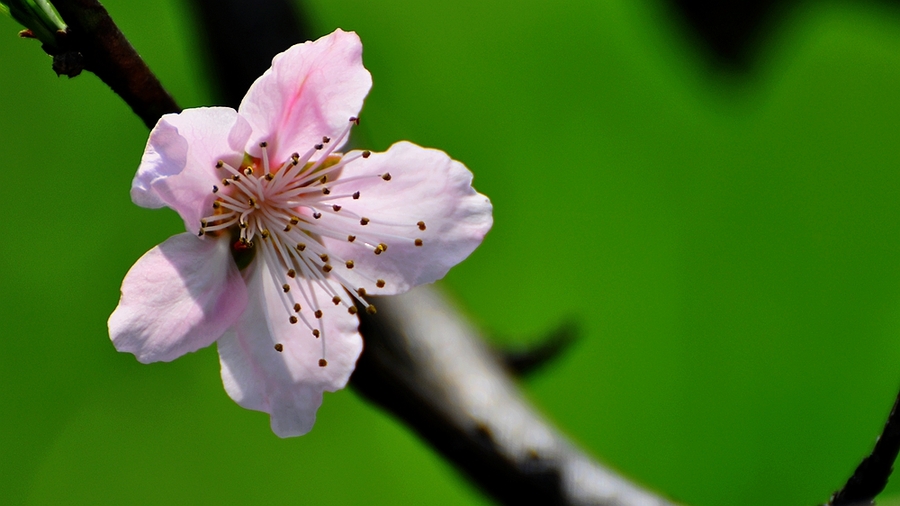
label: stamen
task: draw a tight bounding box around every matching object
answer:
[415,239,423,247]
[274,343,284,352]
[319,359,328,367]
[418,221,426,230]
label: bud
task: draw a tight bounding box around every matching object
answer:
[0,0,66,52]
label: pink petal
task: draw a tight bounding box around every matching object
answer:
[322,141,493,296]
[238,29,372,162]
[132,107,250,233]
[109,233,248,363]
[218,259,362,437]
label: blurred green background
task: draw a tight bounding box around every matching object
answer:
[3,0,900,504]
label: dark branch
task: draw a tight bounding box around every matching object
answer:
[498,321,579,377]
[51,0,179,127]
[828,387,900,505]
[354,287,675,506]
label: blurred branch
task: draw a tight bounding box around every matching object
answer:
[828,388,900,506]
[356,287,675,506]
[498,321,579,377]
[50,0,179,127]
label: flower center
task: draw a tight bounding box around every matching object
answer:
[197,118,426,365]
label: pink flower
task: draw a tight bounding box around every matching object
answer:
[108,29,492,437]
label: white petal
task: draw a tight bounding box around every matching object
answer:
[218,258,362,437]
[109,233,248,363]
[322,141,493,295]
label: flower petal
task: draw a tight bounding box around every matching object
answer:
[132,107,249,233]
[239,29,372,162]
[218,258,362,437]
[322,141,493,295]
[109,233,248,363]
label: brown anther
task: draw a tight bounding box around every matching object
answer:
[212,201,221,209]
[345,260,355,269]
[360,217,370,226]
[322,187,331,195]
[222,179,231,186]
[274,343,284,352]
[347,235,356,242]
[315,143,324,150]
[332,204,342,212]
[313,212,322,219]
[282,284,290,293]
[232,174,240,181]
[357,287,367,297]
[320,175,328,184]
[312,329,321,337]
[259,141,268,148]
[332,296,341,305]
[415,239,424,247]
[350,116,360,125]
[417,221,426,231]
[374,245,384,255]
[323,136,331,143]
[293,303,302,312]
[318,358,328,367]
[315,310,323,319]
[378,243,388,252]
[381,173,392,181]
[260,229,270,239]
[198,230,205,237]
[216,160,224,168]
[239,221,247,229]
[348,306,358,315]
[200,219,208,227]
[362,150,371,158]
[284,225,292,232]
[243,167,253,176]
[297,243,306,251]
[291,152,300,160]
[248,197,256,207]
[287,269,296,278]
[212,185,219,193]
[289,316,298,324]
[323,264,333,273]
[264,173,274,181]
[319,254,329,262]
[353,191,361,200]
[376,279,386,288]
[290,216,300,225]
[366,304,377,315]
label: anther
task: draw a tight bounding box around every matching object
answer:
[415,239,423,247]
[212,201,221,209]
[376,279,386,288]
[259,141,268,148]
[374,245,384,255]
[418,221,426,231]
[360,217,370,226]
[222,179,231,186]
[332,296,341,305]
[323,136,331,143]
[312,329,320,337]
[319,358,328,367]
[366,304,377,315]
[282,284,290,293]
[232,174,240,181]
[357,287,367,297]
[248,197,256,207]
[347,235,356,242]
[381,173,392,181]
[289,316,298,324]
[216,160,224,168]
[198,230,205,237]
[297,243,306,251]
[345,260,354,269]
[291,152,300,161]
[274,343,283,352]
[287,269,296,278]
[315,143,324,150]
[315,310,323,319]
[264,173,274,181]
[348,306,358,315]
[322,187,331,195]
[323,264,333,273]
[284,225,292,232]
[320,175,328,184]
[378,243,388,252]
[332,204,342,212]
[260,229,270,239]
[319,254,329,262]
[243,167,253,176]
[353,191,360,200]
[350,116,360,125]
[239,221,247,229]
[212,185,219,193]
[362,150,371,158]
[313,212,322,219]
[200,219,208,227]
[290,216,300,225]
[293,303,302,312]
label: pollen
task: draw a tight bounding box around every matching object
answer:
[293,303,302,312]
[315,310,323,319]
[417,221,426,231]
[274,343,284,352]
[366,304,377,315]
[332,296,341,305]
[348,306,358,315]
[289,316,298,324]
[376,279,386,288]
[312,329,320,337]
[318,359,328,367]
[353,191,360,200]
[345,260,354,269]
[347,235,356,242]
[282,284,290,293]
[287,269,296,278]
[381,173,392,181]
[360,217,370,226]
[415,239,423,247]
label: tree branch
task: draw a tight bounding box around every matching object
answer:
[51,0,179,127]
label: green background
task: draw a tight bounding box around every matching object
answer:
[3,0,900,504]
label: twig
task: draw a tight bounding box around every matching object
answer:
[51,0,179,127]
[829,388,900,506]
